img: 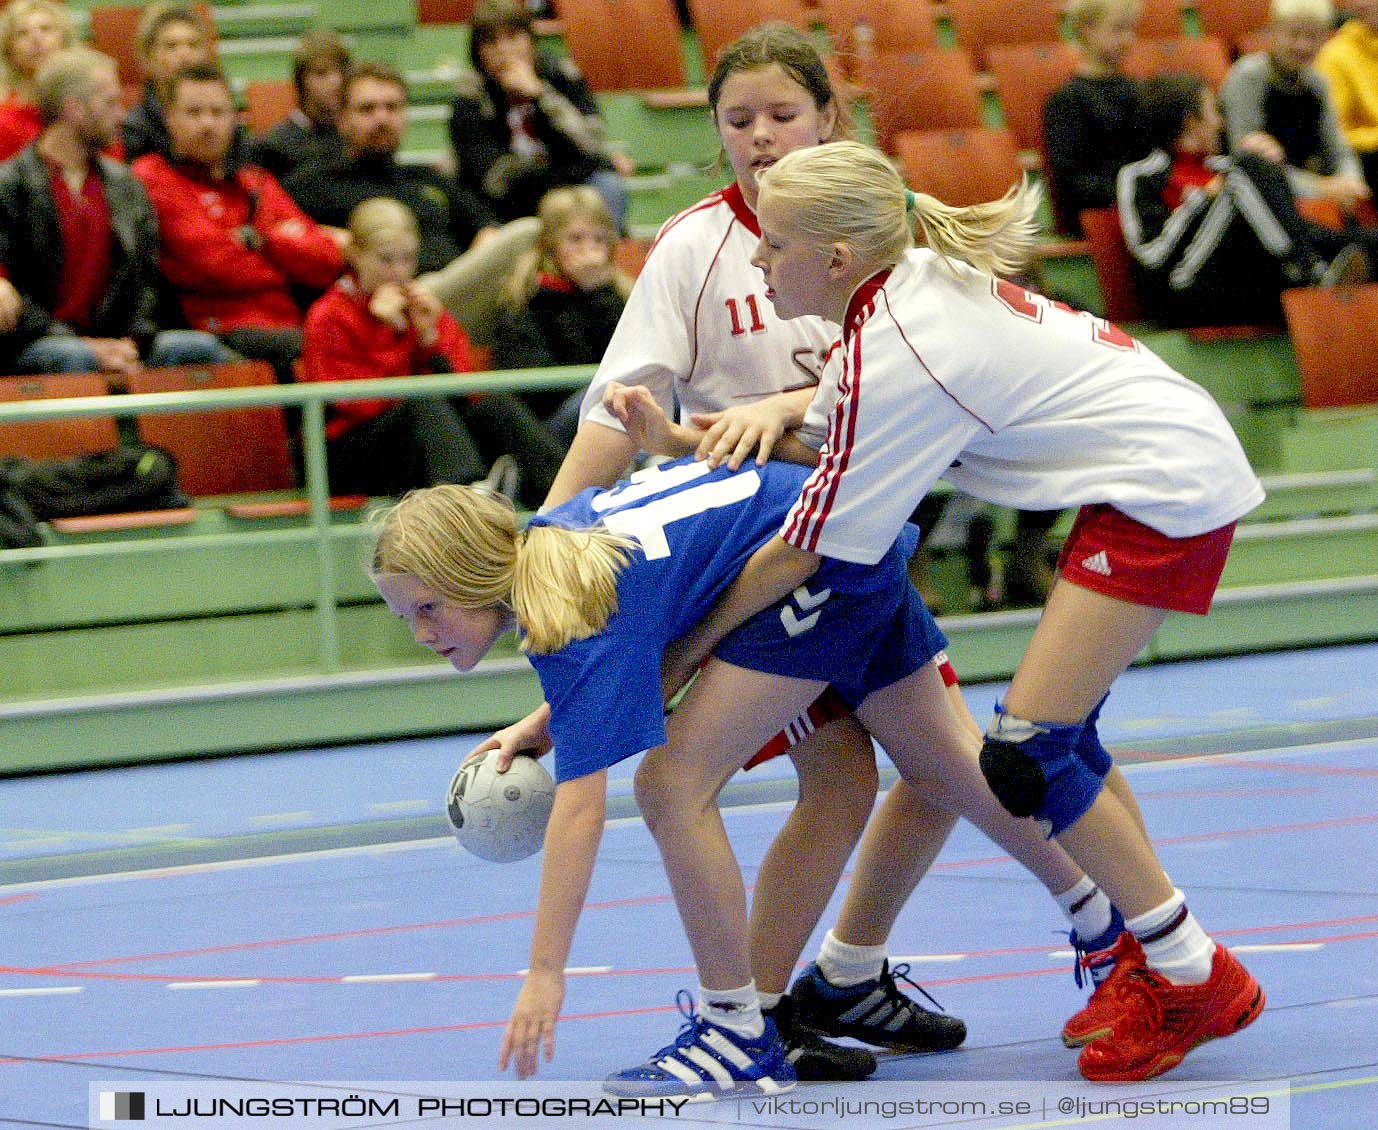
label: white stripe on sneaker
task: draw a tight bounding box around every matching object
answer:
[700,1027,758,1072]
[656,1055,709,1086]
[683,1045,734,1086]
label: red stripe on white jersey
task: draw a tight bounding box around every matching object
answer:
[786,307,867,550]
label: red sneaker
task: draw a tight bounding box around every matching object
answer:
[1062,932,1146,1048]
[1077,944,1265,1082]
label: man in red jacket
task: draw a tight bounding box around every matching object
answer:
[132,62,345,382]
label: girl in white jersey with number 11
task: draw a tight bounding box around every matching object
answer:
[520,23,1126,1080]
[655,140,1268,1083]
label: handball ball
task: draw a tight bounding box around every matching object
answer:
[446,751,555,863]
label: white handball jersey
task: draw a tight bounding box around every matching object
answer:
[581,182,837,430]
[786,249,1266,564]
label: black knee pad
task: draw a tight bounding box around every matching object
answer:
[979,737,1047,819]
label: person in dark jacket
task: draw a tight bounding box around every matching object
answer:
[243,30,350,183]
[0,47,229,375]
[123,2,248,164]
[285,60,538,346]
[1043,0,1150,235]
[450,0,628,231]
[494,185,630,446]
[1118,72,1378,326]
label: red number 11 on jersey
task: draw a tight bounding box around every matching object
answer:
[725,295,767,336]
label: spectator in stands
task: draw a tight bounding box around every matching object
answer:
[301,197,564,506]
[493,185,631,446]
[284,61,539,347]
[1118,72,1378,326]
[244,30,350,182]
[0,0,75,161]
[1220,0,1371,216]
[1315,0,1378,196]
[1044,0,1150,235]
[450,0,630,231]
[124,2,244,162]
[132,64,345,384]
[300,198,487,497]
[0,48,231,376]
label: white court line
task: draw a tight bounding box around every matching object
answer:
[167,980,262,990]
[518,966,613,976]
[341,972,438,983]
[890,954,967,963]
[0,986,83,997]
[4,736,1371,895]
[1233,942,1325,953]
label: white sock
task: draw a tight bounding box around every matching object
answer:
[817,929,887,988]
[699,981,764,1039]
[1055,876,1113,943]
[756,989,783,1010]
[1127,889,1216,986]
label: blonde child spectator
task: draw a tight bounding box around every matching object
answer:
[494,186,632,445]
[301,198,563,505]
[0,0,76,160]
[1043,0,1149,234]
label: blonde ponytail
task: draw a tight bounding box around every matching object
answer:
[511,524,638,654]
[909,181,1042,278]
[370,484,639,656]
[758,140,1042,280]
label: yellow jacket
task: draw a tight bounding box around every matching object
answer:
[1316,19,1378,154]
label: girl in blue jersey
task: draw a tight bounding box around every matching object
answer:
[370,455,968,1099]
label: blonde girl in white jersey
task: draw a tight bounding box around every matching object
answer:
[488,25,1112,1078]
[653,139,1266,1082]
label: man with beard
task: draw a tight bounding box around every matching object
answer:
[132,63,344,384]
[284,61,538,346]
[0,46,229,374]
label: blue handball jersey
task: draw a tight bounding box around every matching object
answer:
[527,457,921,782]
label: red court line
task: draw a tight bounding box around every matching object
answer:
[0,1004,683,1066]
[32,808,1374,976]
[6,914,1377,988]
[7,925,1378,1067]
[1117,748,1378,777]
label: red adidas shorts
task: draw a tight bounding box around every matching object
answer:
[743,651,960,770]
[1056,504,1236,616]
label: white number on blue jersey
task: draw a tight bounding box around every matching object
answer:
[591,461,763,560]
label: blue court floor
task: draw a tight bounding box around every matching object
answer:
[1,643,1376,1129]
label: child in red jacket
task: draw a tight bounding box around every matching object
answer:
[301,198,563,503]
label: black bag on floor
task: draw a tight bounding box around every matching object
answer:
[0,472,41,548]
[0,447,188,539]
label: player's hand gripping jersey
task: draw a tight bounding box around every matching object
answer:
[581,183,837,430]
[528,457,927,782]
[787,250,1265,564]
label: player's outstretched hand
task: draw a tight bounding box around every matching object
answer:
[500,970,563,1078]
[467,704,552,772]
[690,397,792,470]
[602,382,697,458]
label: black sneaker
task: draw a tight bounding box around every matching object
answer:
[764,995,877,1081]
[789,960,967,1052]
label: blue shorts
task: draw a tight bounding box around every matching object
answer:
[714,528,946,710]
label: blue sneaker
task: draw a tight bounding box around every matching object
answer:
[604,991,796,1103]
[788,960,966,1052]
[1070,905,1127,991]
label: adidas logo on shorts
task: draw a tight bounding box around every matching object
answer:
[1080,550,1112,576]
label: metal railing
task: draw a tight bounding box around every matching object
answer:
[0,365,594,675]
